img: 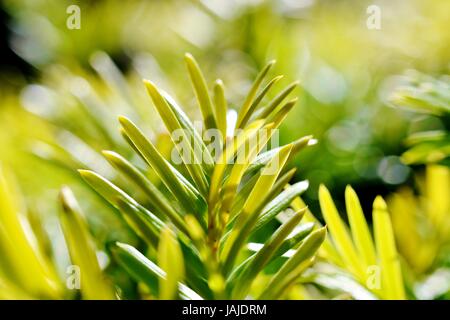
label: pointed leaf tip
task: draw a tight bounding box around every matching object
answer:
[274,75,283,80]
[59,186,78,213]
[78,169,91,177]
[345,185,355,197]
[373,196,387,211]
[318,183,328,195]
[101,150,116,158]
[117,115,131,127]
[317,226,328,238]
[143,79,160,98]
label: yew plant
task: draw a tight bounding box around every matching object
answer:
[76,54,325,299]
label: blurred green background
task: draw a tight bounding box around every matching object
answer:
[0,0,449,240]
